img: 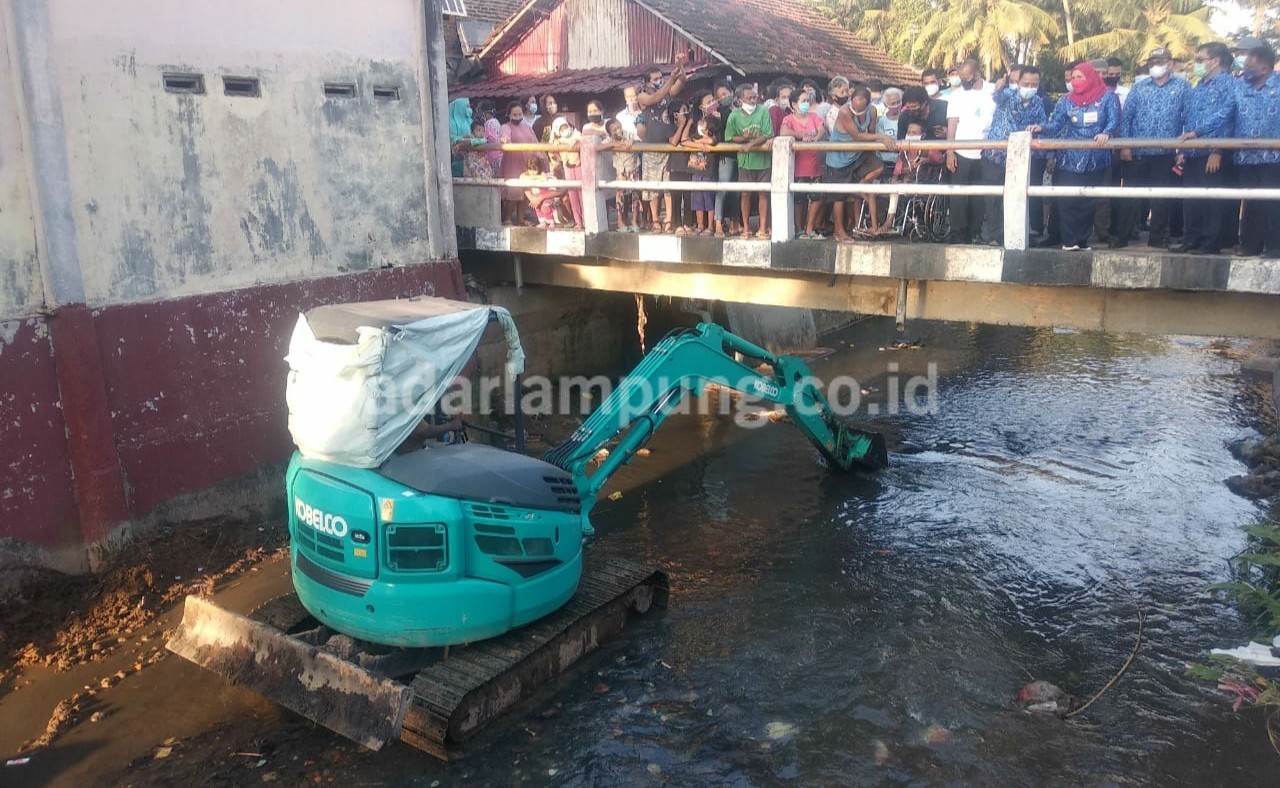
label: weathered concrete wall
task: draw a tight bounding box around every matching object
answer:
[47,0,433,306]
[0,10,42,318]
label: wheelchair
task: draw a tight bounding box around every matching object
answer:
[852,161,950,243]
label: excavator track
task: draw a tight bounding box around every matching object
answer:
[171,558,666,760]
[401,559,667,759]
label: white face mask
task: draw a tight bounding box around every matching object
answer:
[1148,64,1168,79]
[905,134,923,141]
[778,98,790,110]
[948,75,962,88]
[558,127,573,138]
[741,102,757,115]
[925,83,940,97]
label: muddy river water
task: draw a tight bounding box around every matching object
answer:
[6,317,1277,786]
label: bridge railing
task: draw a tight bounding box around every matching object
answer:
[452,135,1280,251]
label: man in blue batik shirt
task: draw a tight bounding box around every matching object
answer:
[1234,45,1280,258]
[1115,48,1191,249]
[1175,41,1240,254]
[980,65,1049,245]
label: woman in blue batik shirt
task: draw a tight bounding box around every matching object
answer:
[1028,62,1121,251]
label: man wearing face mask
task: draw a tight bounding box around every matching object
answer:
[1104,58,1130,107]
[945,59,996,244]
[724,83,774,238]
[980,66,1048,245]
[1114,48,1191,249]
[898,86,949,142]
[638,61,686,115]
[921,69,944,99]
[1231,36,1265,75]
[941,67,962,97]
[1233,45,1280,258]
[1175,41,1239,254]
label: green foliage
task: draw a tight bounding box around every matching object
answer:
[1212,521,1280,637]
[807,0,1222,74]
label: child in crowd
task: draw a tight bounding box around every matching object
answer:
[603,118,642,232]
[684,115,718,235]
[460,120,494,180]
[551,117,585,230]
[521,157,563,229]
[893,120,944,181]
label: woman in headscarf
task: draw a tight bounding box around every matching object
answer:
[498,101,541,226]
[448,97,474,178]
[1028,62,1120,251]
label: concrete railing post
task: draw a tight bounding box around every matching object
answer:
[579,137,608,235]
[1003,131,1032,251]
[771,136,795,243]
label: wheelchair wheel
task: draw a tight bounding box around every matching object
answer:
[925,195,950,242]
[903,197,927,242]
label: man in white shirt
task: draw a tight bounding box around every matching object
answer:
[616,85,642,139]
[944,59,996,244]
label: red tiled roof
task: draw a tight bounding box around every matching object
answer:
[448,65,655,99]
[477,0,917,86]
[636,0,918,84]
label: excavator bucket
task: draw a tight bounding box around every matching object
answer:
[831,421,889,472]
[166,595,411,750]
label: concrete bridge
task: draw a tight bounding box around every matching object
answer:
[455,134,1280,339]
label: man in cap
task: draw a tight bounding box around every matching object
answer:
[1114,47,1191,249]
[1232,36,1266,74]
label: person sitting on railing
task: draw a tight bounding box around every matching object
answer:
[725,83,775,239]
[1114,47,1191,250]
[1234,45,1280,258]
[1027,62,1121,252]
[1174,42,1240,255]
[602,119,642,233]
[980,66,1048,246]
[520,157,564,230]
[784,88,829,240]
[499,101,541,227]
[550,118,585,231]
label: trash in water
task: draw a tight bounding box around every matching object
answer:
[1210,635,1280,667]
[923,724,952,744]
[1017,680,1073,714]
[765,721,798,741]
[154,747,172,760]
[608,491,623,501]
[872,739,890,766]
[6,758,31,766]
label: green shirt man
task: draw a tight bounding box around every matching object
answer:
[725,103,774,171]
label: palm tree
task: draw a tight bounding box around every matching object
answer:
[912,0,1062,73]
[1060,0,1215,64]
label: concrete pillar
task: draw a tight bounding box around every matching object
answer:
[771,135,795,243]
[580,137,608,235]
[419,0,457,260]
[4,0,129,552]
[1003,131,1032,251]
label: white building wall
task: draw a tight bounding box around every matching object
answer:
[44,0,436,306]
[0,9,43,318]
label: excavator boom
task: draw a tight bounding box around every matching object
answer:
[545,323,887,507]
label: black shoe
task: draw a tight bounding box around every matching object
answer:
[1108,239,1129,249]
[1169,244,1192,253]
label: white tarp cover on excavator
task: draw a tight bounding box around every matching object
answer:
[285,296,525,468]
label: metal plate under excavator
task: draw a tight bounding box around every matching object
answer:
[166,559,667,759]
[166,595,413,750]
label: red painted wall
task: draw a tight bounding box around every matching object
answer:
[1,262,463,553]
[0,319,81,551]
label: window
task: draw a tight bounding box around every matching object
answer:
[323,82,357,99]
[372,85,401,101]
[458,20,494,55]
[223,76,261,97]
[163,73,205,94]
[441,0,468,17]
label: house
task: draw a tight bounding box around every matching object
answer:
[444,0,527,81]
[448,0,917,110]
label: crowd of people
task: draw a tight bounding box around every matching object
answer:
[451,37,1280,256]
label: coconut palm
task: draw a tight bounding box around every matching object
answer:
[1060,0,1215,64]
[911,0,1062,73]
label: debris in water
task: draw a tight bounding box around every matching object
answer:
[765,721,798,741]
[1210,635,1280,668]
[608,491,623,501]
[89,711,106,723]
[594,682,610,694]
[1017,681,1073,715]
[6,758,31,766]
[636,448,651,457]
[635,294,648,354]
[923,725,952,744]
[154,747,172,760]
[594,448,610,461]
[872,739,890,766]
[647,764,662,776]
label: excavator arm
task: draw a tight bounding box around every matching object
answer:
[544,323,887,530]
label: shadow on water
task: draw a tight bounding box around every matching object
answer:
[450,320,1275,786]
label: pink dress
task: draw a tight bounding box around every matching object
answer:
[499,121,538,201]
